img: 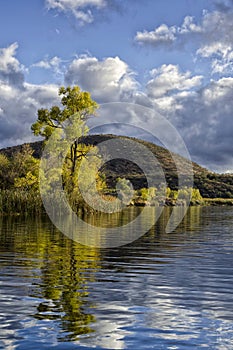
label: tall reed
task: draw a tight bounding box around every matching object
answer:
[0,189,43,215]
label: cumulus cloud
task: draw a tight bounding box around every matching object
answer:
[134,10,231,48]
[183,78,233,171]
[135,24,177,47]
[0,42,25,86]
[45,0,107,24]
[197,42,231,58]
[0,81,59,148]
[135,6,233,77]
[195,11,233,75]
[31,56,64,79]
[65,55,139,102]
[146,64,202,99]
[197,10,233,51]
[135,6,233,74]
[0,43,59,148]
[195,9,233,75]
[145,64,202,116]
[32,56,61,70]
[179,15,203,34]
[146,73,233,172]
[197,43,233,74]
[134,16,202,47]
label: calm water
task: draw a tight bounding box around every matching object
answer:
[0,207,233,349]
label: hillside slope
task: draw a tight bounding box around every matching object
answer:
[1,134,233,198]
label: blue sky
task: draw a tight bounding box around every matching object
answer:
[0,0,233,171]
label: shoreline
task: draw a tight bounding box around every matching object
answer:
[1,196,233,217]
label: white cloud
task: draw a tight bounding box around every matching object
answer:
[179,16,202,34]
[0,42,20,72]
[0,43,59,148]
[134,16,202,47]
[199,10,233,47]
[0,42,24,86]
[31,56,63,77]
[211,52,233,74]
[135,7,233,77]
[195,9,233,75]
[203,77,233,103]
[135,24,177,47]
[0,81,59,148]
[45,0,107,24]
[32,56,61,69]
[146,64,202,99]
[147,75,233,172]
[197,42,231,58]
[65,55,139,102]
[197,42,233,75]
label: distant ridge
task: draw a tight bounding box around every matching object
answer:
[1,134,233,198]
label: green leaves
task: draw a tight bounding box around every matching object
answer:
[31,86,98,141]
[13,145,39,191]
[0,145,39,192]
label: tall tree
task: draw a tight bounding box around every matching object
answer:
[31,86,103,209]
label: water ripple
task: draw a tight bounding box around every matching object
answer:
[0,207,233,349]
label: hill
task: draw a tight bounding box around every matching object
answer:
[1,134,233,199]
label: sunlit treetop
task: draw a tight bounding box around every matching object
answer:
[31,86,98,140]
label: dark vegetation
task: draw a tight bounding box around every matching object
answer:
[1,133,233,200]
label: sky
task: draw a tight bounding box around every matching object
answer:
[0,0,233,172]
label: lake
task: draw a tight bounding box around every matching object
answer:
[0,206,233,349]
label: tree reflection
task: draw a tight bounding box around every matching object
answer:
[0,206,210,345]
[0,215,100,341]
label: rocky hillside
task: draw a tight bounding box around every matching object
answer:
[1,134,233,198]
